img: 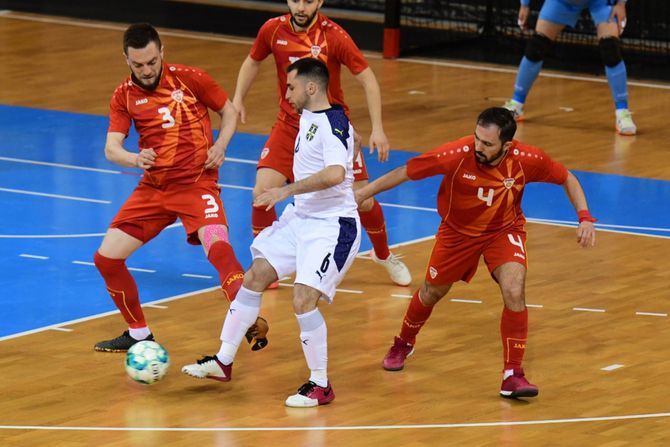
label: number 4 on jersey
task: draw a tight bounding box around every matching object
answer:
[478,187,494,207]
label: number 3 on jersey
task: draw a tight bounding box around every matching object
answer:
[158,107,175,129]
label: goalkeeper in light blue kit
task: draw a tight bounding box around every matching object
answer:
[503,0,636,135]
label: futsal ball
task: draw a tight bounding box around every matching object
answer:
[125,340,170,385]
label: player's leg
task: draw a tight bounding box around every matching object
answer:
[485,228,537,398]
[285,215,360,407]
[383,230,480,371]
[181,258,277,382]
[182,205,296,381]
[93,185,170,352]
[353,152,411,286]
[252,121,296,238]
[504,0,571,118]
[593,3,636,135]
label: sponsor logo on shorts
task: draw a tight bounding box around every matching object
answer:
[503,178,515,189]
[205,212,219,219]
[261,147,270,159]
[514,252,526,260]
[171,89,184,103]
[135,98,148,106]
[462,172,476,180]
[311,45,322,58]
[429,266,438,279]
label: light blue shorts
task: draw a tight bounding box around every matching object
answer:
[539,0,615,27]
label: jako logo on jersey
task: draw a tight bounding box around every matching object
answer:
[462,173,476,180]
[171,89,184,103]
[260,147,270,159]
[429,266,438,279]
[306,123,318,141]
[276,39,288,45]
[311,45,322,57]
[503,178,515,189]
[135,98,148,106]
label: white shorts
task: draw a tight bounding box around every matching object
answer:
[251,204,361,302]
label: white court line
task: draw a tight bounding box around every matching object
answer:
[0,223,182,239]
[526,304,544,308]
[127,267,156,273]
[3,12,669,91]
[0,187,111,204]
[573,307,606,313]
[72,261,95,266]
[48,327,73,332]
[19,254,49,260]
[2,411,670,431]
[144,304,168,309]
[182,273,213,279]
[391,294,412,299]
[218,183,253,191]
[0,156,122,174]
[0,286,221,342]
[636,311,667,317]
[278,283,363,294]
[450,298,482,304]
[601,364,624,371]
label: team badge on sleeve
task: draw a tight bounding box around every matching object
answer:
[306,123,319,141]
[503,178,515,189]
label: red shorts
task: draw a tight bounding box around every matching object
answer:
[257,119,369,182]
[110,180,228,245]
[425,222,528,285]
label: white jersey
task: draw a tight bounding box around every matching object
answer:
[292,106,358,218]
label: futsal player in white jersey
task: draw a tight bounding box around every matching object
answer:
[182,57,361,408]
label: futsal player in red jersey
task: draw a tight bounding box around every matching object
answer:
[232,0,411,287]
[93,23,268,352]
[356,107,597,398]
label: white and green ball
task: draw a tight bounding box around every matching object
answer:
[125,340,169,384]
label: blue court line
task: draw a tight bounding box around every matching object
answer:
[0,104,669,338]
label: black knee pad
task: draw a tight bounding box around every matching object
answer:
[524,33,553,62]
[599,37,623,67]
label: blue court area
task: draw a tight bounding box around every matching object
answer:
[1,104,669,338]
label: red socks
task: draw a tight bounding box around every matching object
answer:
[93,251,146,328]
[398,290,434,345]
[358,199,390,260]
[252,205,277,237]
[207,241,244,302]
[500,307,528,370]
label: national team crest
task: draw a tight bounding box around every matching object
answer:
[503,178,515,189]
[171,89,184,103]
[311,45,322,58]
[306,123,319,141]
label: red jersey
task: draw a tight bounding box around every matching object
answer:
[249,13,369,128]
[406,136,568,237]
[108,63,228,186]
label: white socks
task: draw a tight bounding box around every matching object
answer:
[296,308,328,387]
[129,326,151,340]
[217,286,261,364]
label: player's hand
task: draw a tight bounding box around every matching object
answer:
[205,143,226,170]
[254,187,289,211]
[576,221,596,248]
[136,148,157,169]
[518,5,530,31]
[608,1,627,35]
[232,97,247,124]
[369,128,390,162]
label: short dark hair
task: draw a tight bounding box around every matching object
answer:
[477,107,517,144]
[123,23,161,54]
[287,57,329,90]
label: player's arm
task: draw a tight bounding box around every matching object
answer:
[104,131,155,169]
[609,0,628,35]
[232,55,263,124]
[562,171,596,248]
[354,67,390,162]
[205,100,238,170]
[355,165,409,206]
[518,0,531,30]
[254,165,345,211]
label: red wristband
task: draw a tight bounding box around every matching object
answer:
[577,210,597,223]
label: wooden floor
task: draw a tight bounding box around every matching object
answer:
[1,11,670,446]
